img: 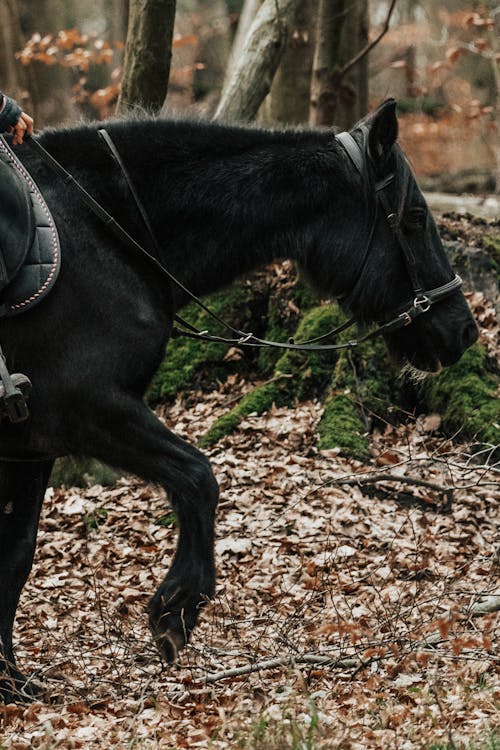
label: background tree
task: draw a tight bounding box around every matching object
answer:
[261,0,317,125]
[215,0,300,122]
[117,0,176,113]
[221,0,261,96]
[310,0,373,129]
[191,0,233,112]
[1,0,77,124]
[0,0,29,100]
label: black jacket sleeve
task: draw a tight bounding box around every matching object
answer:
[0,92,22,133]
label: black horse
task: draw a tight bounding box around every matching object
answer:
[0,99,477,701]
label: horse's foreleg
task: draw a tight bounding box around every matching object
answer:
[0,459,53,703]
[90,399,219,663]
[148,456,219,663]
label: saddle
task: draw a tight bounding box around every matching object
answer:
[0,135,60,422]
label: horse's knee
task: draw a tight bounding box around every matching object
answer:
[176,452,219,510]
[195,455,219,504]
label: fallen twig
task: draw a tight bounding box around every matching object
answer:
[205,591,500,684]
[205,654,358,683]
[430,682,458,750]
[469,595,500,616]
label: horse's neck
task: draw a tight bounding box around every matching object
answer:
[127,123,337,301]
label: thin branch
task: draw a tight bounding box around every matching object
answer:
[204,590,500,684]
[469,595,500,616]
[205,654,359,683]
[430,682,458,750]
[340,0,398,77]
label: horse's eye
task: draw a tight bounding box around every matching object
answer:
[404,207,427,232]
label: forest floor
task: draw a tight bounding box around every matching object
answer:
[1,387,499,749]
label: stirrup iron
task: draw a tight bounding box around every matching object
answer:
[0,346,31,423]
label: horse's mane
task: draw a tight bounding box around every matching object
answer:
[37,113,338,172]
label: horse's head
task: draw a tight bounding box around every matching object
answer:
[304,99,478,373]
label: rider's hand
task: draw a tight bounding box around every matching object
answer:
[9,112,34,145]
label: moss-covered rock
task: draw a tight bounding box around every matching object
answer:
[50,457,119,488]
[199,302,404,458]
[256,291,293,375]
[418,343,500,445]
[317,393,369,460]
[257,273,320,375]
[315,325,401,459]
[274,305,346,400]
[200,305,344,447]
[150,221,499,458]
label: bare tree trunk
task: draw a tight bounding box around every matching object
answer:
[104,0,129,41]
[336,0,368,129]
[215,0,300,122]
[489,10,500,192]
[192,0,232,109]
[117,0,176,114]
[310,0,345,127]
[261,0,317,125]
[222,0,262,92]
[309,0,368,129]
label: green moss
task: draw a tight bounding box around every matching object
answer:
[316,318,400,459]
[199,381,283,447]
[156,512,178,528]
[484,234,500,282]
[199,411,243,448]
[332,337,398,422]
[50,457,119,488]
[257,276,321,375]
[200,305,343,446]
[148,282,256,402]
[257,294,290,375]
[318,393,369,460]
[484,235,500,254]
[274,305,346,400]
[420,344,500,444]
[200,303,403,456]
[292,275,318,311]
[83,507,109,530]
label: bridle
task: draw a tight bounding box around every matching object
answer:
[27,129,462,353]
[335,130,462,329]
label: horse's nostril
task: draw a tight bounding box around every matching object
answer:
[462,321,479,349]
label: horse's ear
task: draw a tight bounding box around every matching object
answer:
[366,99,398,161]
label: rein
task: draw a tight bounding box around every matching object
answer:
[27,131,462,353]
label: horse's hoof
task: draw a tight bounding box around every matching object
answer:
[148,590,196,664]
[151,629,185,664]
[148,575,214,665]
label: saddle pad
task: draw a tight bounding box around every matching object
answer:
[0,136,60,318]
[0,152,32,285]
